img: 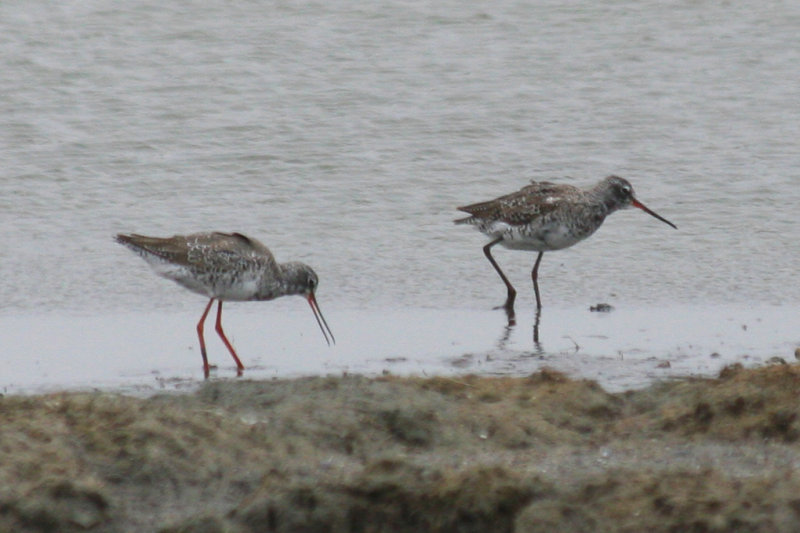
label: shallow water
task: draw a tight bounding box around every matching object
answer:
[0,1,798,393]
[2,303,796,395]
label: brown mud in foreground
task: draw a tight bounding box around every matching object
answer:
[3,362,800,532]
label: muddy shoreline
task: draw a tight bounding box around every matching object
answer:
[3,362,800,532]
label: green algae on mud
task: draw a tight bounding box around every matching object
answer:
[3,363,800,532]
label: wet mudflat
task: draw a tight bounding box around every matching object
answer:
[3,362,800,532]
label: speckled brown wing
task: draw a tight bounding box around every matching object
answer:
[211,232,272,254]
[116,232,277,271]
[115,233,196,266]
[456,181,578,226]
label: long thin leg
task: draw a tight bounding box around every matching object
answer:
[197,298,215,378]
[483,238,516,312]
[531,251,544,309]
[214,300,245,373]
[532,306,542,351]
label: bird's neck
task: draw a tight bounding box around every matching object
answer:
[249,262,303,300]
[586,183,621,214]
[275,262,309,296]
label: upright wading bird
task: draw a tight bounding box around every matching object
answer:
[455,175,676,311]
[116,231,334,377]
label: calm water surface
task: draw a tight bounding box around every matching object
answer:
[0,1,798,392]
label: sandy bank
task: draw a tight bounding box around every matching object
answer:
[3,362,800,532]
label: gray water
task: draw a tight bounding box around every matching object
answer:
[1,1,798,392]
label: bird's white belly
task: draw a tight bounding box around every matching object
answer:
[150,260,260,300]
[494,221,585,252]
[216,279,260,301]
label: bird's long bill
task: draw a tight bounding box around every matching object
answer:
[631,199,677,229]
[307,292,335,346]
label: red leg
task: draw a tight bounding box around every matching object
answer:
[197,298,215,378]
[531,252,544,309]
[215,301,245,373]
[483,238,516,314]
